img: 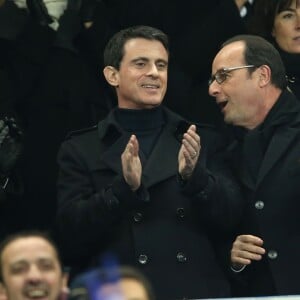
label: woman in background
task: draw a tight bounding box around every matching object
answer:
[247,0,300,97]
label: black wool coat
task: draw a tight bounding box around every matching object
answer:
[229,90,300,296]
[56,106,243,300]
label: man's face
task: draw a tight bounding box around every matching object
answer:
[1,237,67,300]
[114,38,168,109]
[208,41,264,129]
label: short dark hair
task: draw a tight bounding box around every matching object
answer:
[222,34,287,90]
[0,230,63,282]
[103,25,169,70]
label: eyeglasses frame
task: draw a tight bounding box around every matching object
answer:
[208,65,256,86]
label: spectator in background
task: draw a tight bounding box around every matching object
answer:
[56,25,243,300]
[209,34,300,296]
[0,230,68,300]
[69,265,155,300]
[247,0,300,98]
[0,0,109,231]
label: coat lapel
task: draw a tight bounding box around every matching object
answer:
[229,141,256,190]
[99,135,130,174]
[256,127,299,187]
[142,123,181,188]
[100,130,181,187]
[92,107,186,187]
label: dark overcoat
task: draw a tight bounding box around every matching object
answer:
[229,90,300,296]
[56,106,242,300]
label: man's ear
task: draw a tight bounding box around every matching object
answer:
[103,66,119,87]
[258,65,271,87]
[62,272,69,289]
[58,273,69,300]
[0,282,8,300]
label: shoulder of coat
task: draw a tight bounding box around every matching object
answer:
[65,125,98,140]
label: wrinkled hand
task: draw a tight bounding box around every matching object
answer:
[121,135,141,191]
[178,125,201,180]
[231,234,265,269]
[0,118,23,175]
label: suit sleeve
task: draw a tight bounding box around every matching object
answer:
[180,129,244,233]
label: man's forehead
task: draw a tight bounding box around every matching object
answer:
[123,38,168,58]
[2,237,58,264]
[213,42,245,69]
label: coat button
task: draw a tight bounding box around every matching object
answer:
[138,254,148,264]
[176,207,185,219]
[133,212,143,223]
[268,250,278,260]
[255,200,264,210]
[176,252,187,263]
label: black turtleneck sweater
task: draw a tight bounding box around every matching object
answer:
[114,106,166,158]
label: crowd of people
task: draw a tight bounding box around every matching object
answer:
[1,0,300,299]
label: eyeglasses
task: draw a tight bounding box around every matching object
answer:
[208,65,256,86]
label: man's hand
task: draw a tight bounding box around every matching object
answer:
[231,234,265,269]
[121,135,142,191]
[178,125,201,180]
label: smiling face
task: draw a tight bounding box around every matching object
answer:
[1,237,67,300]
[272,0,300,53]
[104,38,168,109]
[209,41,267,129]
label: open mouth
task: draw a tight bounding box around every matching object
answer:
[217,100,228,111]
[24,289,48,299]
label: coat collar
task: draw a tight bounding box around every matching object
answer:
[229,90,300,189]
[96,106,191,188]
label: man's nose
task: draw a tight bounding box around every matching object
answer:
[146,63,159,76]
[208,80,220,98]
[26,266,42,282]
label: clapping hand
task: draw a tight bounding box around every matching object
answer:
[178,125,201,181]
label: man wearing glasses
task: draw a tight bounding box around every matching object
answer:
[209,34,300,296]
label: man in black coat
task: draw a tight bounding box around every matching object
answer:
[209,34,300,296]
[56,25,243,300]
